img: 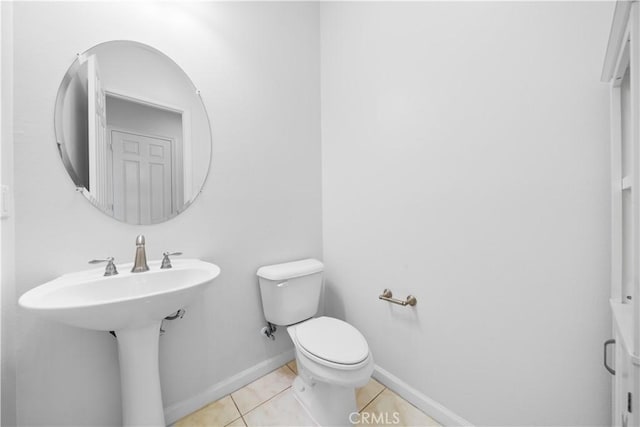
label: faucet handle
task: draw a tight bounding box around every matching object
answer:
[161,252,182,269]
[89,257,118,276]
[89,257,114,264]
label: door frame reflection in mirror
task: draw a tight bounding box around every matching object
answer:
[105,90,193,211]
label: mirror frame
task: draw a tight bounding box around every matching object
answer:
[54,40,213,224]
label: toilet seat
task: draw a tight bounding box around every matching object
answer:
[294,317,370,370]
[288,317,374,391]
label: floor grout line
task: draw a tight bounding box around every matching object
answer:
[242,385,293,417]
[229,393,243,419]
[224,415,243,427]
[359,386,387,414]
[229,365,294,415]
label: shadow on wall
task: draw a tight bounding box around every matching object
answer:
[323,279,346,320]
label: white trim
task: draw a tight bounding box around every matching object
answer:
[0,3,4,423]
[182,109,192,204]
[612,84,624,301]
[613,32,631,86]
[87,55,98,197]
[105,89,184,115]
[602,1,635,83]
[163,349,295,425]
[630,1,640,360]
[373,365,473,427]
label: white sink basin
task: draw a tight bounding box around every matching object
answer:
[19,258,220,426]
[19,258,220,331]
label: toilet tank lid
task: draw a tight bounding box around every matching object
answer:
[256,258,324,281]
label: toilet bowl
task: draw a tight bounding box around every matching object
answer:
[256,259,373,426]
[288,317,374,426]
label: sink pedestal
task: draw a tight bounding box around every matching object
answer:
[18,259,221,426]
[116,321,165,426]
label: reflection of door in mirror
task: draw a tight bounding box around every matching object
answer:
[87,55,111,213]
[105,95,184,224]
[111,131,173,224]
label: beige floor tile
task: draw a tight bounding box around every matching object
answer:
[243,389,315,427]
[286,359,297,374]
[225,417,246,427]
[356,378,385,411]
[231,366,296,414]
[174,395,241,427]
[358,389,441,427]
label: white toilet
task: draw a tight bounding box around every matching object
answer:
[257,258,374,426]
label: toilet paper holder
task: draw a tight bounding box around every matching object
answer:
[379,289,417,307]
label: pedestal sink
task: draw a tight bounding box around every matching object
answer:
[18,258,221,426]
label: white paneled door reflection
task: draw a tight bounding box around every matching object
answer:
[111,130,173,224]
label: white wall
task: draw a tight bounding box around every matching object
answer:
[1,2,16,425]
[320,2,613,425]
[11,2,320,425]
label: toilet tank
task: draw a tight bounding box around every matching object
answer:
[257,259,324,326]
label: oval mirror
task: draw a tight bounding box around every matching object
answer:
[54,40,212,225]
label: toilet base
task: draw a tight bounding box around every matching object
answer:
[292,375,356,426]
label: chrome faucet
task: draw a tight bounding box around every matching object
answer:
[131,235,149,273]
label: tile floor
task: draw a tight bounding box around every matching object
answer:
[174,360,441,427]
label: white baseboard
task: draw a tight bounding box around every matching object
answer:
[164,349,295,425]
[163,353,470,426]
[373,365,473,427]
